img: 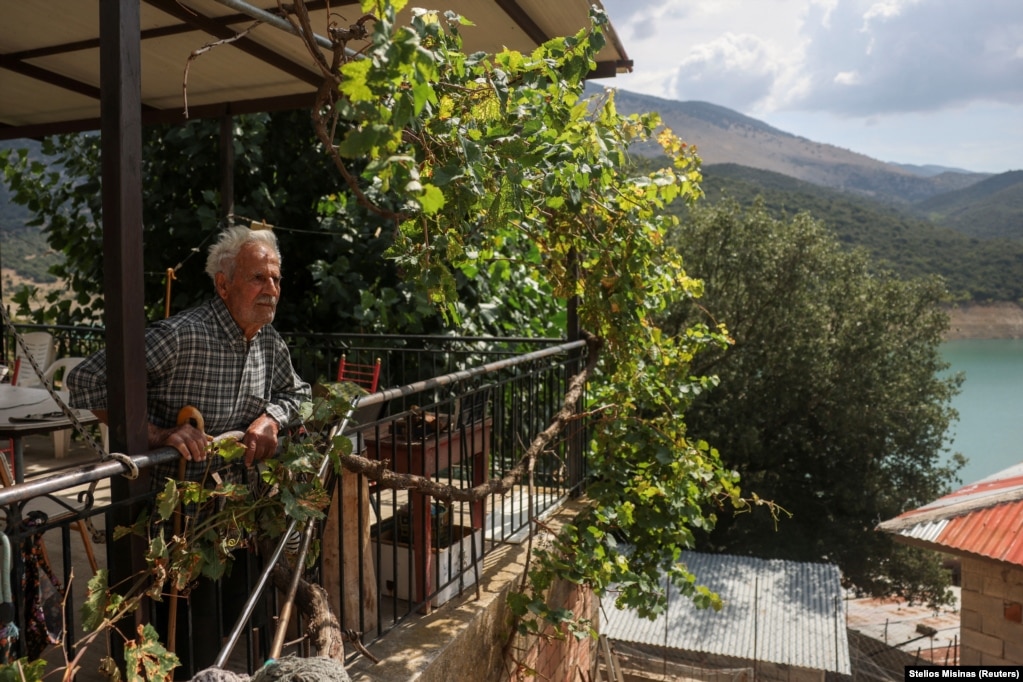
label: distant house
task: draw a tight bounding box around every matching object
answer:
[600,551,852,682]
[878,462,1023,664]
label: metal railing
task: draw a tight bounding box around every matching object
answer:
[0,328,589,677]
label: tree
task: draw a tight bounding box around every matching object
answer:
[660,199,963,604]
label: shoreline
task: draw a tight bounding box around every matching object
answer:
[943,302,1023,341]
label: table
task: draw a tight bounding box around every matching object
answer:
[364,418,491,612]
[0,385,99,483]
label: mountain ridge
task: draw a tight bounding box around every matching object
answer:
[586,83,990,205]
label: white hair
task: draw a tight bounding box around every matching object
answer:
[205,226,281,282]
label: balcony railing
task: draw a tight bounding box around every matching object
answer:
[0,325,590,678]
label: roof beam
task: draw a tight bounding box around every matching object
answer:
[143,0,322,86]
[492,0,549,46]
[0,55,103,100]
[0,92,318,141]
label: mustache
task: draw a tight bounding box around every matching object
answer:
[256,295,277,306]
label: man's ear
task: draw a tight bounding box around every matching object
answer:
[214,272,229,299]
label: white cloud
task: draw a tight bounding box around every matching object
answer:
[667,33,779,109]
[598,0,1023,171]
[789,0,1023,115]
[833,71,861,86]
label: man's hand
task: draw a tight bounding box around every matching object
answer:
[150,423,209,462]
[242,414,280,467]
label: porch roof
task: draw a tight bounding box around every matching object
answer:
[0,0,632,141]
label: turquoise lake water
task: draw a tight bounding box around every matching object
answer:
[940,339,1023,485]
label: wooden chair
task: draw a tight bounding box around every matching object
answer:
[336,355,382,392]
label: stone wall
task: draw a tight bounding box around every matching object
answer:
[959,556,1023,664]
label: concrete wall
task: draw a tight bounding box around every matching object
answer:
[960,556,1023,664]
[347,499,597,682]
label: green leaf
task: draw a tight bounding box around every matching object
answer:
[418,184,445,214]
[124,623,179,681]
[81,569,110,632]
[154,478,179,522]
[338,59,374,101]
[336,125,398,158]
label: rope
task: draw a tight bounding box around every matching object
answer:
[252,656,351,682]
[189,656,352,682]
[105,452,139,480]
[190,670,249,682]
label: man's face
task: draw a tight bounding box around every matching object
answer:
[216,242,282,340]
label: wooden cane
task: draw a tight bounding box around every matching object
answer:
[167,405,204,655]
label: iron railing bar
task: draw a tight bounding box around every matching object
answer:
[361,339,586,411]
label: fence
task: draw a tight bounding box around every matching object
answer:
[0,325,590,677]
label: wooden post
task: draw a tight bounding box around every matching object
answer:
[323,466,377,633]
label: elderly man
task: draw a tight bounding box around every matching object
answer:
[68,225,310,676]
[69,225,310,467]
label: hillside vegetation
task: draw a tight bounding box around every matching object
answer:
[691,164,1023,302]
[913,170,1023,239]
[1,139,60,284]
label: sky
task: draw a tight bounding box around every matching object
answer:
[599,0,1023,174]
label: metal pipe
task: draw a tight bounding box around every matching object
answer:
[0,448,179,507]
[214,513,300,669]
[364,338,588,409]
[267,515,317,660]
[213,0,333,50]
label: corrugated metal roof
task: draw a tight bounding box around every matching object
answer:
[601,551,851,675]
[877,461,1023,565]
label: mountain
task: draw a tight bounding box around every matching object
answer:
[685,163,1023,303]
[586,83,988,205]
[894,163,978,178]
[913,171,1023,239]
[0,139,61,284]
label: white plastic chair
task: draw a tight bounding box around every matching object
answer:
[42,356,84,391]
[13,332,56,388]
[42,356,85,459]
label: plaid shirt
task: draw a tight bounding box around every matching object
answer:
[68,297,311,484]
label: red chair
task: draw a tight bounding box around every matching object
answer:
[336,355,381,392]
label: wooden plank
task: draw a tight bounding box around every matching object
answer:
[323,471,377,633]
